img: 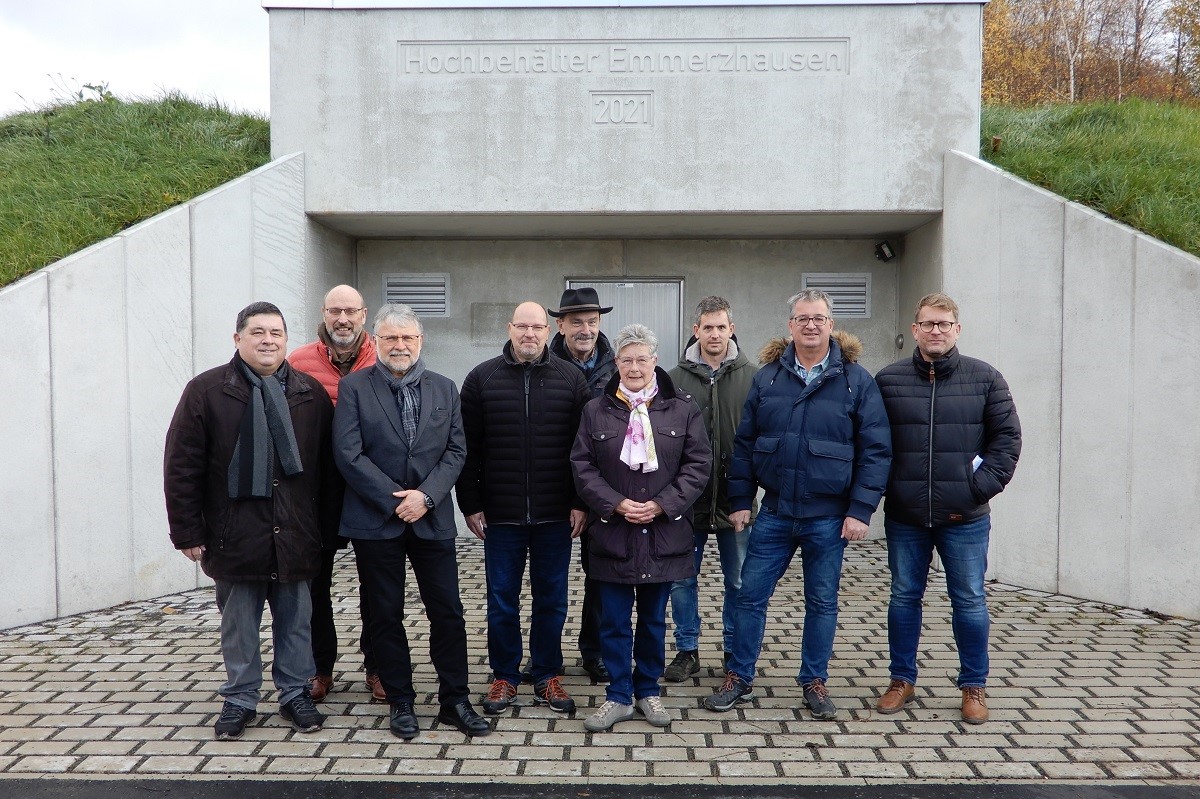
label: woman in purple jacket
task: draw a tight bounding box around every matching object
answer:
[570,324,711,732]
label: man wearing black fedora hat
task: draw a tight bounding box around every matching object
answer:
[549,287,618,684]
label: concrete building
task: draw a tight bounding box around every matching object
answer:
[1,0,1198,628]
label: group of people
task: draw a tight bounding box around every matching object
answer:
[163,282,1021,743]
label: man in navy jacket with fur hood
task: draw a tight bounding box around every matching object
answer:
[703,289,891,721]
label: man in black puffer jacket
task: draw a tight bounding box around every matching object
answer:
[457,301,590,717]
[873,292,1021,726]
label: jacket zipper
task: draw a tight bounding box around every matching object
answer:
[708,372,718,529]
[927,362,936,527]
[524,366,533,526]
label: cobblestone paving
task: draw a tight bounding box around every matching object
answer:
[1,540,1198,785]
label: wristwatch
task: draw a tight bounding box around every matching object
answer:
[422,492,435,510]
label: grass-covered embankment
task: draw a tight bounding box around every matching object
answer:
[0,93,269,287]
[982,100,1200,259]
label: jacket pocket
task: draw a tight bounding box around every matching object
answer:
[751,435,782,493]
[804,438,854,497]
[588,524,628,560]
[651,424,686,462]
[650,519,694,558]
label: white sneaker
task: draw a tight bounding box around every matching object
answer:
[584,700,634,731]
[635,696,671,727]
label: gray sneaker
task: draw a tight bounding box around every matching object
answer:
[702,672,754,712]
[663,650,700,682]
[584,700,635,731]
[635,696,671,727]
[802,678,837,720]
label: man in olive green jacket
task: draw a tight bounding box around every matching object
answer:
[664,296,758,681]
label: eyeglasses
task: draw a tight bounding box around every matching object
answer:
[916,320,956,333]
[510,323,549,333]
[789,315,830,327]
[617,356,655,368]
[324,307,364,317]
[378,334,421,346]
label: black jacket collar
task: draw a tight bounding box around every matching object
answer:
[910,345,961,379]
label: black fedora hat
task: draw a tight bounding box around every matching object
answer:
[548,287,613,318]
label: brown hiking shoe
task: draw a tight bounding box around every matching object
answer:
[308,674,333,702]
[365,672,387,702]
[961,686,988,724]
[875,679,915,714]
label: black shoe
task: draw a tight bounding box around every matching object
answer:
[389,702,419,740]
[280,690,326,733]
[663,650,700,682]
[214,701,256,740]
[437,700,492,737]
[581,657,610,685]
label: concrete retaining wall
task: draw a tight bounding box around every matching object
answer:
[0,154,352,629]
[943,151,1200,619]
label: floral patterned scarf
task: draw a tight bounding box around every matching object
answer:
[617,379,659,473]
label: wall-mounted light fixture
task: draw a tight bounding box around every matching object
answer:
[874,241,896,262]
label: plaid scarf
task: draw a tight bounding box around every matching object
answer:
[228,357,303,499]
[382,357,425,446]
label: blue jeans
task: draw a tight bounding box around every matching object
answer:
[598,580,671,705]
[214,579,314,710]
[885,515,991,688]
[727,510,846,686]
[484,521,573,685]
[669,527,749,653]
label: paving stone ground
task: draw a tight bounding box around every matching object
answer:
[2,540,1199,787]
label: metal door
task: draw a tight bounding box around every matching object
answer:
[566,278,684,365]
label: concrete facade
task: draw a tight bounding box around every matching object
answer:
[0,154,353,629]
[358,238,905,383]
[268,1,980,237]
[942,151,1200,620]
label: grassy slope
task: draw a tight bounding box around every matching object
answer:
[982,100,1200,258]
[3,95,1196,287]
[0,94,269,287]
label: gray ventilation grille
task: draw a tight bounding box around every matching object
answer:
[383,273,449,317]
[801,273,871,319]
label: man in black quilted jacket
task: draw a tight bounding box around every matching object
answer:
[873,292,1022,725]
[457,301,590,717]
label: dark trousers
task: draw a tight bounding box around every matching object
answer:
[577,531,603,661]
[310,548,376,676]
[598,580,670,705]
[352,534,469,707]
[484,521,572,685]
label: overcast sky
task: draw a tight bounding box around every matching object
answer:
[0,0,270,119]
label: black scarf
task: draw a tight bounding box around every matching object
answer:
[228,357,303,499]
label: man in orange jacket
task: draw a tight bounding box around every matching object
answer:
[288,285,382,702]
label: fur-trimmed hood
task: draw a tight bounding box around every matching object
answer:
[758,330,863,365]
